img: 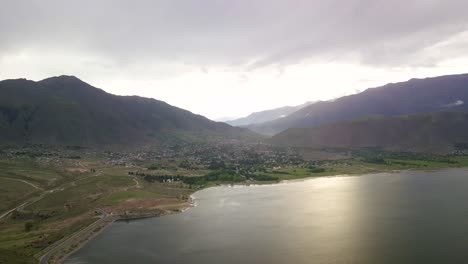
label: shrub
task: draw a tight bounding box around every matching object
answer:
[24,222,33,232]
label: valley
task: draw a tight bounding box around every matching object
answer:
[2,142,468,263]
[2,73,468,263]
[3,1,468,263]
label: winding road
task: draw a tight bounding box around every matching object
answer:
[0,177,45,220]
[0,176,42,190]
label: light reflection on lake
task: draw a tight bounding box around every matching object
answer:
[66,168,468,264]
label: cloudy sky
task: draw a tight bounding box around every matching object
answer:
[2,0,468,120]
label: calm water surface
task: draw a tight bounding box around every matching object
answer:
[66,168,468,264]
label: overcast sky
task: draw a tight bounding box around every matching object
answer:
[2,0,468,119]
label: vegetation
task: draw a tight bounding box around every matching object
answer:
[0,76,260,147]
[308,166,326,173]
[24,221,34,232]
[0,155,191,264]
[271,112,468,154]
[2,142,468,264]
[2,73,468,264]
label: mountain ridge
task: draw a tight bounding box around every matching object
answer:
[226,101,316,127]
[0,76,260,147]
[270,111,468,154]
[248,73,468,135]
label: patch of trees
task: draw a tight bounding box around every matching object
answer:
[131,168,280,186]
[10,210,54,221]
[183,170,279,184]
[269,171,291,175]
[203,170,244,182]
[130,171,182,183]
[390,160,421,167]
[146,164,178,170]
[308,166,326,173]
[354,148,459,164]
[179,160,194,169]
[249,174,279,181]
[24,221,34,232]
[181,176,205,185]
[143,174,183,183]
[362,157,387,164]
[208,160,226,170]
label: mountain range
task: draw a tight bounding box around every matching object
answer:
[226,101,315,126]
[2,73,468,154]
[248,74,468,135]
[0,76,259,147]
[270,112,468,153]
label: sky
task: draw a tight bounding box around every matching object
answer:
[1,0,468,120]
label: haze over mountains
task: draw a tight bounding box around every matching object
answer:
[226,101,315,127]
[249,74,468,136]
[0,76,258,147]
[1,73,468,153]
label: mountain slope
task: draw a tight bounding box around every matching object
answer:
[270,112,468,153]
[0,76,259,146]
[249,74,468,135]
[226,101,315,127]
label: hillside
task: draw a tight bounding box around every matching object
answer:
[0,76,259,147]
[249,74,468,135]
[270,112,468,153]
[226,101,315,126]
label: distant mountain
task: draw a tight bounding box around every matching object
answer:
[249,74,468,135]
[0,76,259,147]
[270,112,468,154]
[226,101,316,127]
[215,116,240,122]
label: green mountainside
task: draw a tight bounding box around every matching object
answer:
[271,112,468,154]
[0,76,259,147]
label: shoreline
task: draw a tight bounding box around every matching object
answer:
[38,216,118,264]
[52,166,468,264]
[55,217,117,264]
[41,198,196,264]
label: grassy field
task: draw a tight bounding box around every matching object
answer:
[0,158,193,264]
[0,178,39,213]
[260,155,468,181]
[0,160,66,187]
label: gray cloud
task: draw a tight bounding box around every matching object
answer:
[1,0,468,69]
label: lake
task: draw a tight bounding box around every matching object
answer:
[65,168,468,264]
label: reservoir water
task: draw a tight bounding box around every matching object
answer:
[66,168,468,264]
